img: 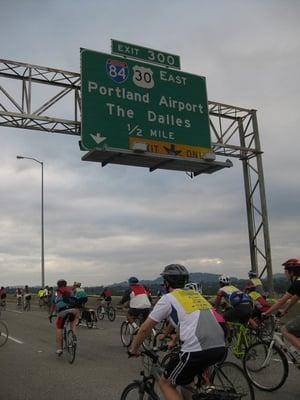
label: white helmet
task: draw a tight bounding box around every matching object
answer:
[219,275,230,285]
[184,282,201,292]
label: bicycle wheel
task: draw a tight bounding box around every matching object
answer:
[96,306,105,320]
[142,328,156,351]
[0,320,9,347]
[243,341,288,391]
[65,330,76,364]
[120,321,133,347]
[120,382,158,400]
[211,361,255,400]
[107,306,116,321]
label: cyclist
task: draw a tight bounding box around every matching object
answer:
[49,279,80,356]
[157,283,167,298]
[101,287,113,305]
[215,275,253,323]
[73,282,88,305]
[245,282,270,318]
[120,277,151,325]
[23,285,32,310]
[263,259,300,356]
[184,281,202,293]
[129,264,226,400]
[246,271,266,298]
[16,287,23,306]
[0,286,6,309]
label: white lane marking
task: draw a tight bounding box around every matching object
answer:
[7,335,23,344]
[5,310,23,314]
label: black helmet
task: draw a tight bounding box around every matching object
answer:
[57,279,67,288]
[161,264,189,288]
[248,271,257,278]
[128,276,139,284]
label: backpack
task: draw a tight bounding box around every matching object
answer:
[229,291,251,307]
[70,288,88,308]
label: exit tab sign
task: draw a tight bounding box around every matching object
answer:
[111,39,181,70]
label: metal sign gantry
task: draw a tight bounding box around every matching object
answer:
[0,58,273,292]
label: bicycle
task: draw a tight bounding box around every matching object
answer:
[16,296,23,310]
[0,320,9,347]
[226,322,256,359]
[77,307,97,329]
[243,318,299,391]
[0,298,6,313]
[23,296,31,311]
[121,349,255,400]
[61,313,77,363]
[50,313,77,364]
[120,314,156,350]
[96,299,116,322]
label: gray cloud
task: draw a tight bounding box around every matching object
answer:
[1,0,299,286]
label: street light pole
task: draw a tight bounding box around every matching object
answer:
[16,155,45,287]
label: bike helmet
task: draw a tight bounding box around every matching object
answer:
[282,258,300,272]
[161,264,189,288]
[57,279,67,288]
[219,275,230,285]
[128,276,139,284]
[248,271,257,278]
[184,282,201,292]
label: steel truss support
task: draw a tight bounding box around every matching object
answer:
[0,58,273,290]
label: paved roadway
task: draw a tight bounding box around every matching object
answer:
[0,305,299,400]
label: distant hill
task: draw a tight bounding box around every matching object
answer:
[86,272,289,296]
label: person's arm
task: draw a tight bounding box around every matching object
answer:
[130,295,171,354]
[263,292,292,316]
[281,294,299,315]
[214,290,223,309]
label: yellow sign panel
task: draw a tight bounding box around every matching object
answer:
[172,289,212,314]
[129,137,211,160]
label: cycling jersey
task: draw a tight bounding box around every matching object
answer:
[249,278,266,297]
[54,287,73,311]
[121,284,151,309]
[149,289,225,353]
[287,277,300,297]
[216,285,252,307]
[248,290,269,313]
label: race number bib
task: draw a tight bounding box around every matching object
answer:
[172,290,212,314]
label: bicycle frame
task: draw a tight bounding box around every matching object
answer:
[263,331,298,366]
[228,322,251,358]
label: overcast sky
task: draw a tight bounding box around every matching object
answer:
[0,0,299,287]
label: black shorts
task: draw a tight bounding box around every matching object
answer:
[128,308,150,322]
[164,347,226,386]
[286,316,300,337]
[224,303,253,323]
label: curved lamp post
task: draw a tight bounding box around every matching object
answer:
[16,155,45,287]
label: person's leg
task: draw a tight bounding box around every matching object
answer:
[55,328,63,351]
[70,310,79,336]
[282,325,300,350]
[159,375,183,400]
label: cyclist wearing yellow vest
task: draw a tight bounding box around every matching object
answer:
[129,264,226,400]
[245,282,270,318]
[263,259,300,359]
[247,271,266,298]
[215,275,253,323]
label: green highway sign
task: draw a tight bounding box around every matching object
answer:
[111,39,181,69]
[81,48,211,160]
